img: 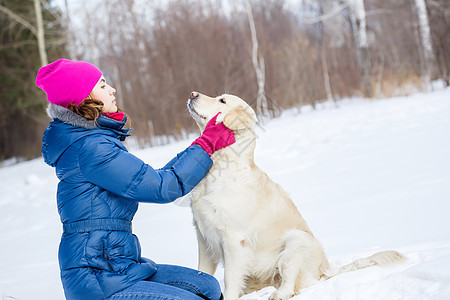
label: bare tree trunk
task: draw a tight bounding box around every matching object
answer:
[321,45,333,101]
[375,52,385,96]
[318,2,333,101]
[413,0,434,89]
[0,3,48,66]
[33,0,48,66]
[348,0,372,97]
[245,0,269,118]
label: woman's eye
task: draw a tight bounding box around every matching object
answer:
[101,85,106,89]
[219,98,226,104]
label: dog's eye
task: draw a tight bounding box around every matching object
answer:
[219,98,226,104]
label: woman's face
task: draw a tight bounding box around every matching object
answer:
[90,76,118,113]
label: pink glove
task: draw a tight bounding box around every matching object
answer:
[192,113,236,156]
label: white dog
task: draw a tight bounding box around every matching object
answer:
[187,92,406,300]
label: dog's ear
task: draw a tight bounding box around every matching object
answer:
[223,106,257,131]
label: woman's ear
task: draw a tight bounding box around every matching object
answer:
[223,106,257,131]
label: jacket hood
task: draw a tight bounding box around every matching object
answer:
[47,102,97,129]
[42,103,130,167]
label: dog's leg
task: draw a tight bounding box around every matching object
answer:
[196,227,218,275]
[223,235,252,300]
[270,230,323,300]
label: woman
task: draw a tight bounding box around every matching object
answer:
[36,59,234,300]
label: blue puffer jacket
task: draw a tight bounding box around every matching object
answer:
[42,104,212,300]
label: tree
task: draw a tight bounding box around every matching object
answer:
[426,0,450,86]
[347,0,373,97]
[245,0,269,118]
[2,0,443,160]
[33,0,48,66]
[0,0,66,160]
[301,0,338,101]
[412,0,434,89]
[0,0,48,66]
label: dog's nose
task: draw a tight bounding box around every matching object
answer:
[190,91,199,99]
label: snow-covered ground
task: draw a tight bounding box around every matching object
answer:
[1,87,449,300]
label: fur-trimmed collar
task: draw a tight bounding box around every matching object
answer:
[46,103,96,129]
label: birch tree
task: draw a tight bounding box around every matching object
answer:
[413,0,434,88]
[347,0,372,97]
[245,0,269,118]
[33,0,48,66]
[304,0,335,101]
[301,0,370,97]
[0,1,65,160]
[0,1,48,66]
[319,19,333,100]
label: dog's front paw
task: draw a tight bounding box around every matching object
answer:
[268,289,295,300]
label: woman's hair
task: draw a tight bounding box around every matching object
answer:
[68,96,128,124]
[68,97,104,121]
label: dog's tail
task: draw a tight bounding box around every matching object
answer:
[321,250,407,279]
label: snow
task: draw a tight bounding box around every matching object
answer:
[1,87,450,299]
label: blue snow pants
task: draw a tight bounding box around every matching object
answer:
[107,264,222,300]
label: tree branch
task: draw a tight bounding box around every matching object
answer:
[301,2,349,24]
[0,4,38,37]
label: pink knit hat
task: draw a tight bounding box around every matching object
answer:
[36,59,103,108]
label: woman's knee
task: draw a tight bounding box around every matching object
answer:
[195,272,222,300]
[151,265,222,300]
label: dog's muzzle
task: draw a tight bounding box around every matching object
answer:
[187,91,206,120]
[187,91,199,113]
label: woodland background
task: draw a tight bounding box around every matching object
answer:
[0,0,448,161]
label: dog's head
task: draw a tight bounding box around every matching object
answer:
[187,92,257,133]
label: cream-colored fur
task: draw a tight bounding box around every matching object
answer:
[187,92,406,300]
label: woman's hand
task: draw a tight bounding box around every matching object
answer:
[192,113,236,156]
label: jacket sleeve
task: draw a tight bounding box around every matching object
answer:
[161,147,188,170]
[79,137,212,203]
